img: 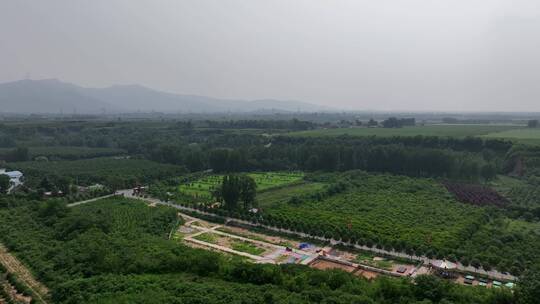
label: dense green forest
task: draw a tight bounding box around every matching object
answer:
[1,120,511,183]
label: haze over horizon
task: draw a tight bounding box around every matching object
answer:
[1,0,540,112]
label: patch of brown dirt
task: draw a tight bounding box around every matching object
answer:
[0,245,48,302]
[310,259,356,272]
[354,269,379,280]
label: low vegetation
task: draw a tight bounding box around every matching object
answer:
[230,240,266,256]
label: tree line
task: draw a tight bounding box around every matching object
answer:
[143,135,509,181]
[212,174,257,210]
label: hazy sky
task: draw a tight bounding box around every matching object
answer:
[1,0,539,111]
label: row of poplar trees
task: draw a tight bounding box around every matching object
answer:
[213,174,257,210]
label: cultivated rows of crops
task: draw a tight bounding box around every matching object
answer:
[178,172,304,199]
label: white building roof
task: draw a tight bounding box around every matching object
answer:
[3,171,23,178]
[433,260,457,269]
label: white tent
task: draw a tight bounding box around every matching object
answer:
[433,260,457,269]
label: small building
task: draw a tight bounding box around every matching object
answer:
[0,169,24,190]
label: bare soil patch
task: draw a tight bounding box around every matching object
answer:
[354,269,379,280]
[310,259,356,273]
[0,245,48,302]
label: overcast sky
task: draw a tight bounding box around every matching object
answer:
[1,0,539,111]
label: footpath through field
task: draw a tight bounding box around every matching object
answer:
[0,244,49,304]
[84,190,517,282]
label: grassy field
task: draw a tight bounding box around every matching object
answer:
[257,182,327,208]
[192,232,267,256]
[230,240,266,256]
[193,233,218,244]
[354,252,394,270]
[482,128,540,145]
[288,124,521,138]
[483,128,540,139]
[178,172,304,199]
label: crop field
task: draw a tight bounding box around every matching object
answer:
[178,175,222,199]
[257,182,327,208]
[257,171,540,273]
[178,172,304,199]
[483,128,540,145]
[289,124,521,138]
[264,172,485,251]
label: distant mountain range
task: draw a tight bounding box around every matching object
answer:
[0,79,331,114]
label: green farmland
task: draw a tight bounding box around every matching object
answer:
[265,172,483,251]
[289,124,522,138]
[178,172,304,199]
[256,182,327,208]
[258,171,540,274]
[482,128,540,145]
